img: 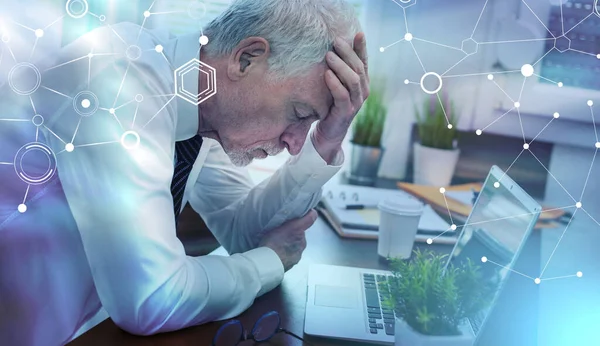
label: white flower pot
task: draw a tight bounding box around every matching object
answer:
[394,318,474,346]
[413,142,460,187]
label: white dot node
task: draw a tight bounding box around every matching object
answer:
[66,143,75,152]
[99,15,106,22]
[144,11,151,18]
[487,74,494,80]
[109,108,115,114]
[18,204,27,213]
[135,94,144,103]
[523,143,530,150]
[1,33,9,43]
[87,53,93,58]
[481,256,488,263]
[439,187,446,194]
[155,45,163,53]
[494,182,500,188]
[476,129,483,136]
[404,33,413,41]
[597,54,600,59]
[534,278,541,285]
[558,82,563,88]
[587,100,594,107]
[521,64,534,77]
[426,238,433,245]
[553,112,560,119]
[514,102,521,108]
[576,202,582,209]
[451,224,457,231]
[35,29,44,38]
[577,271,583,278]
[379,47,385,53]
[199,35,209,46]
[447,124,453,129]
[404,79,409,85]
[596,142,600,149]
[81,99,91,109]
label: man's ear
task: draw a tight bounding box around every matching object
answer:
[227,37,269,81]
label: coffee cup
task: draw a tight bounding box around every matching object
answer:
[377,196,424,259]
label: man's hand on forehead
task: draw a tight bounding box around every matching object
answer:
[313,32,370,164]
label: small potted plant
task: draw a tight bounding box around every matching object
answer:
[384,249,496,346]
[349,80,387,186]
[413,92,460,187]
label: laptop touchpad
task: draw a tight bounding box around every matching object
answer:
[314,285,358,309]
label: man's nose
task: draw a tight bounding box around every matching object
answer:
[282,129,308,156]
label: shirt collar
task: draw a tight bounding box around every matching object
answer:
[165,31,202,141]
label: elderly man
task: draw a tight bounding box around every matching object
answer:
[0,0,368,344]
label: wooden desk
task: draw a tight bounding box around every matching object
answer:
[69,217,541,346]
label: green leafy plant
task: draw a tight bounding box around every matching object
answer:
[415,92,459,150]
[351,81,387,147]
[384,249,497,336]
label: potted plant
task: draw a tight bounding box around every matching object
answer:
[384,249,496,346]
[349,81,387,186]
[413,92,460,187]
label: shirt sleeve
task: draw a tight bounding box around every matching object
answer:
[39,25,336,336]
[187,130,344,293]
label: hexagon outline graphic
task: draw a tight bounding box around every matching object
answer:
[595,0,600,18]
[554,35,571,53]
[461,38,479,55]
[174,58,217,105]
[199,70,215,97]
[182,68,209,96]
[394,0,416,9]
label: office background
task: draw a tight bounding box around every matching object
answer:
[1,0,599,345]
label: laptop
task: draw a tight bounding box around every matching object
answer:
[304,165,542,344]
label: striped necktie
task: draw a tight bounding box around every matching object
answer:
[171,134,203,221]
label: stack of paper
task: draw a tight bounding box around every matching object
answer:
[317,182,457,244]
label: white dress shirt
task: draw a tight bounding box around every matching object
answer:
[0,22,343,346]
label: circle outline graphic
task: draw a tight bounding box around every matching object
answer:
[13,142,57,185]
[121,131,140,150]
[187,1,207,20]
[126,45,142,61]
[8,62,42,96]
[420,72,443,95]
[66,0,89,19]
[32,114,44,127]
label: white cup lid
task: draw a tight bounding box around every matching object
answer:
[378,196,424,216]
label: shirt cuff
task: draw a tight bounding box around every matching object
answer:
[242,247,284,297]
[286,131,345,191]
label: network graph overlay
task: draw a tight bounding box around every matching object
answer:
[382,0,600,284]
[0,1,216,213]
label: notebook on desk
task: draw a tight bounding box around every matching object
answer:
[317,182,457,244]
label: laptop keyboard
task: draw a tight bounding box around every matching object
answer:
[362,273,396,336]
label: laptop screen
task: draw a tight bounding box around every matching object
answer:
[447,170,539,336]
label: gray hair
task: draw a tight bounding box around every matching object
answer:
[202,0,362,81]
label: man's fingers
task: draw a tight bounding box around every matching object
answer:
[285,209,318,232]
[302,209,318,229]
[333,37,365,79]
[353,33,369,83]
[325,69,354,117]
[326,51,362,103]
